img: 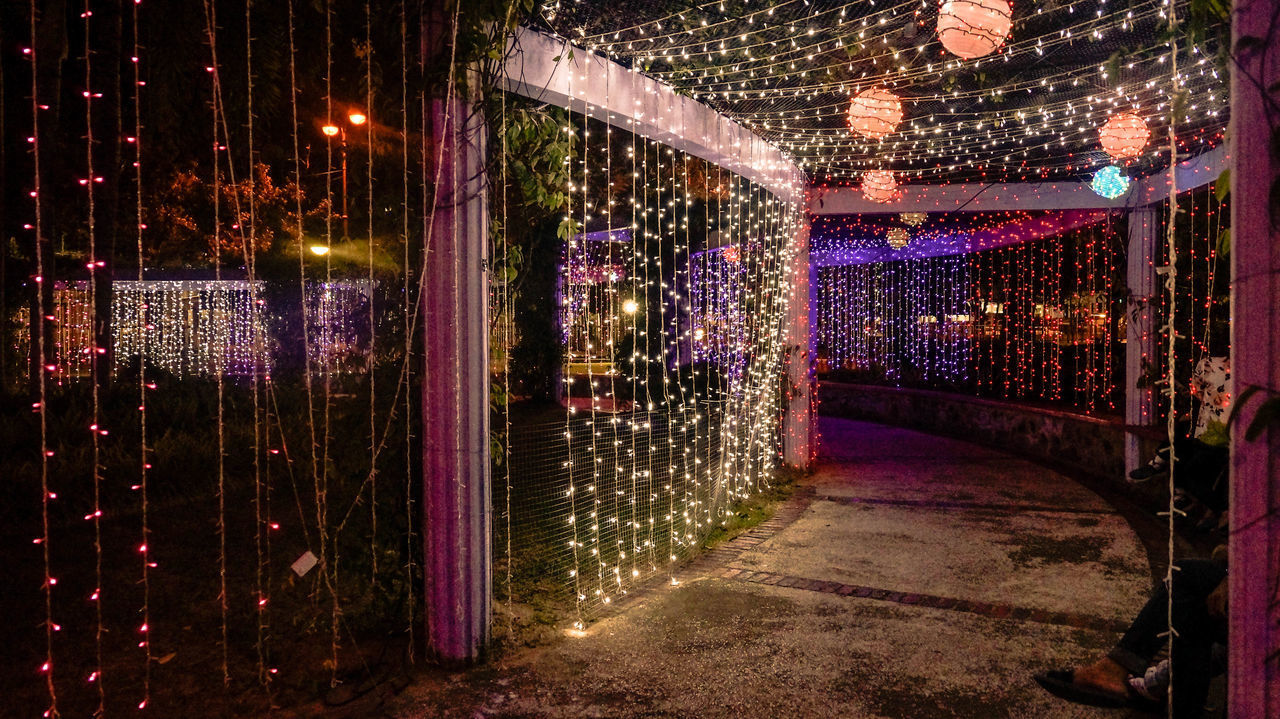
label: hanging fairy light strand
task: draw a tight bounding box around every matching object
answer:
[27,2,57,714]
[131,0,153,707]
[81,0,108,711]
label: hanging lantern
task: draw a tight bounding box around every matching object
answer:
[937,0,1013,60]
[900,212,927,227]
[886,228,910,249]
[722,245,741,264]
[1090,165,1130,199]
[861,170,899,203]
[848,88,904,140]
[1098,112,1150,160]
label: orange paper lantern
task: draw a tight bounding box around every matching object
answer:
[848,88,904,140]
[937,0,1013,60]
[861,170,899,203]
[1098,112,1149,160]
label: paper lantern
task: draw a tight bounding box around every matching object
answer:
[900,212,927,227]
[1098,112,1149,160]
[1091,165,1130,199]
[848,88,903,140]
[886,228,910,249]
[937,0,1013,60]
[861,170,899,203]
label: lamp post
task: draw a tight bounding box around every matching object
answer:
[321,109,368,240]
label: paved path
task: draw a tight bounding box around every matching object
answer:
[392,418,1156,718]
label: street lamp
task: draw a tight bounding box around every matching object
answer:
[320,109,368,239]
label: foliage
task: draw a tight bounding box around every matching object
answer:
[144,163,329,267]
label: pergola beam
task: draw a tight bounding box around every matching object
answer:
[809,144,1227,215]
[500,28,806,204]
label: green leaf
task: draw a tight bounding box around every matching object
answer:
[1216,227,1230,256]
[1245,396,1280,442]
[1235,35,1266,55]
[1215,168,1230,202]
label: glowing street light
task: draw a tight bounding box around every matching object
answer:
[320,109,368,239]
[309,244,330,256]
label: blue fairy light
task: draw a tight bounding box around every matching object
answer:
[1091,165,1130,199]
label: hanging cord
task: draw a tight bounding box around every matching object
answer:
[365,0,379,586]
[199,0,231,686]
[321,0,340,683]
[500,71,514,641]
[239,0,271,689]
[400,0,415,663]
[1162,4,1183,713]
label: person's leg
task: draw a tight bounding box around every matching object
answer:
[1106,559,1225,717]
[1109,559,1225,669]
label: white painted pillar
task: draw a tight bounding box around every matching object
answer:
[1124,207,1159,476]
[783,217,813,468]
[422,14,491,665]
[1228,0,1280,714]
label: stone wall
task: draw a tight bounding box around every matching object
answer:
[819,382,1151,487]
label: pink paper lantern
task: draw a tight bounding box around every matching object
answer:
[861,170,899,203]
[937,0,1013,60]
[1099,112,1150,160]
[848,88,904,140]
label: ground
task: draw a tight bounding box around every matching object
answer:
[383,417,1166,718]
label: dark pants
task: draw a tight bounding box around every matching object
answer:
[1160,439,1229,514]
[1109,559,1228,719]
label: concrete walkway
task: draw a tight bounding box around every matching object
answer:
[391,418,1157,718]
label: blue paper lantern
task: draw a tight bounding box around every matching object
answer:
[1091,165,1130,199]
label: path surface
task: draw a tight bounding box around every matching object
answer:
[391,418,1156,718]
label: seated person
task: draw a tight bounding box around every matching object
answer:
[1035,556,1227,718]
[1130,356,1231,525]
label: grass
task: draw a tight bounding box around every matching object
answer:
[701,464,804,550]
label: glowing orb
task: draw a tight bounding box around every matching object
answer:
[622,299,639,314]
[1090,165,1130,199]
[937,0,1013,60]
[848,88,904,140]
[861,170,899,203]
[1098,112,1149,160]
[886,228,910,249]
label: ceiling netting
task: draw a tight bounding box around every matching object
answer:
[534,0,1226,185]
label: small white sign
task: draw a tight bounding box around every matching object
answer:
[291,550,318,577]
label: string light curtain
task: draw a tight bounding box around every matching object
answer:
[817,219,1122,412]
[545,107,802,619]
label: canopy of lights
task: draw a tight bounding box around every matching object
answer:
[537,0,1225,187]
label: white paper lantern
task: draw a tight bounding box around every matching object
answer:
[861,170,899,203]
[937,0,1013,60]
[848,88,904,140]
[1099,112,1150,160]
